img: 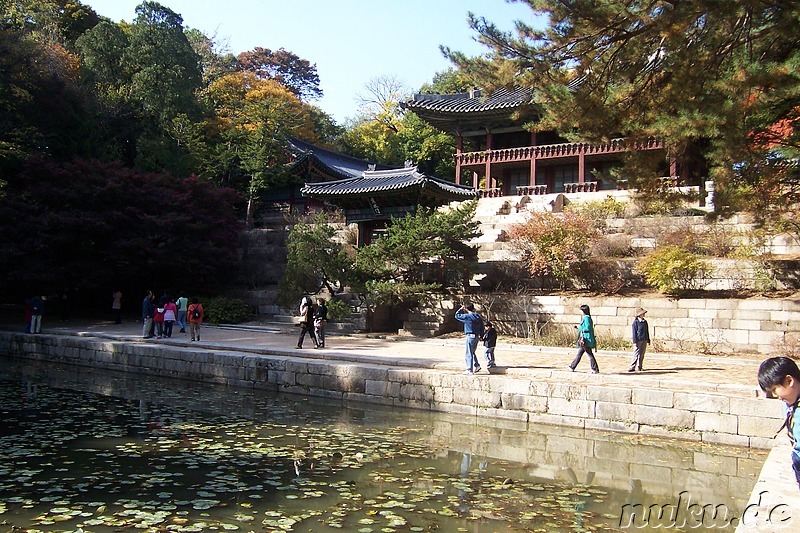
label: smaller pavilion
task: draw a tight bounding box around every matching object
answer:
[301,166,477,246]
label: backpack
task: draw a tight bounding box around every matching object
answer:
[192,306,201,319]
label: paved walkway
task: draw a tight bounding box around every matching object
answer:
[17,318,767,397]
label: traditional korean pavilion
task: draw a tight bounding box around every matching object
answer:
[401,88,705,195]
[287,137,395,182]
[299,164,477,246]
[267,138,392,214]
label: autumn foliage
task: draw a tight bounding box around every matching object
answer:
[507,212,599,288]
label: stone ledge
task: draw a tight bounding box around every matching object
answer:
[736,440,798,532]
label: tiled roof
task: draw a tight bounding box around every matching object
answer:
[287,138,392,180]
[301,167,477,199]
[401,87,532,114]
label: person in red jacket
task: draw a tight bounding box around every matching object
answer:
[187,297,204,342]
[153,305,165,339]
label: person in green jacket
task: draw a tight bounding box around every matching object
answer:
[566,304,599,374]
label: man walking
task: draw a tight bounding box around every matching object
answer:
[455,303,485,374]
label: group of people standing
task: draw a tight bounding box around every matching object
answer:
[296,296,328,349]
[141,290,204,341]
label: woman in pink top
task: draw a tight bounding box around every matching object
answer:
[162,298,178,338]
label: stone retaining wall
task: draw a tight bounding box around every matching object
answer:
[1,331,786,450]
[406,295,800,355]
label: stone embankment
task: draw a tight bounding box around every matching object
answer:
[0,326,783,448]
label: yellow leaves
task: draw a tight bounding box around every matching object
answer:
[205,71,318,141]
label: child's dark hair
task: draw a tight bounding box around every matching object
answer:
[579,304,591,315]
[486,321,493,328]
[758,356,800,391]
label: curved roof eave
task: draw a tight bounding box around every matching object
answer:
[301,168,478,200]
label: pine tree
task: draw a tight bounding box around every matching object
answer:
[446,0,800,222]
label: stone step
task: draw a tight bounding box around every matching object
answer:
[397,327,439,337]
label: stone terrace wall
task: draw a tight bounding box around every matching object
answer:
[0,331,784,449]
[409,295,800,355]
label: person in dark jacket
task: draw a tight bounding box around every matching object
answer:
[313,298,328,348]
[142,290,155,339]
[482,321,498,370]
[629,307,651,372]
[29,295,45,334]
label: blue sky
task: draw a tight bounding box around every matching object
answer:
[83,0,542,123]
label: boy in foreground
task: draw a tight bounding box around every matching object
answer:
[758,356,800,490]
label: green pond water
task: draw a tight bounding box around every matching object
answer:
[0,355,766,532]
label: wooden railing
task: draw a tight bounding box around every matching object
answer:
[456,137,664,167]
[515,185,548,195]
[564,181,597,193]
[616,176,679,191]
[478,188,504,198]
[477,183,599,196]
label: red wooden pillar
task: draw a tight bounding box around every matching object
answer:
[455,133,463,185]
[578,152,585,184]
[484,129,493,190]
[529,131,537,187]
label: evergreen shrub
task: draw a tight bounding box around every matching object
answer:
[326,298,351,321]
[202,297,252,324]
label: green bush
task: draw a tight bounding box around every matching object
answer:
[636,245,713,294]
[326,298,352,321]
[202,297,252,324]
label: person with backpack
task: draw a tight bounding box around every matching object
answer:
[455,303,484,374]
[187,297,204,342]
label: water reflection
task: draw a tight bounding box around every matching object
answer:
[0,356,764,532]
